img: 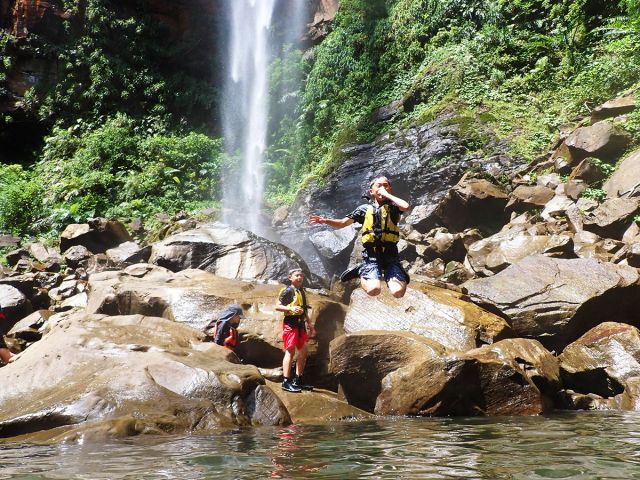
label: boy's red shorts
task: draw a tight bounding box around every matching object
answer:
[282,323,308,350]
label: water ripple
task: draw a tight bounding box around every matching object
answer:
[3,412,640,479]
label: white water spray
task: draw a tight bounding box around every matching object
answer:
[221,0,307,236]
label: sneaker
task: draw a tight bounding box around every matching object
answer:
[282,378,302,393]
[292,375,314,391]
[340,263,362,282]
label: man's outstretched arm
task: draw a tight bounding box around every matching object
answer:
[309,215,354,228]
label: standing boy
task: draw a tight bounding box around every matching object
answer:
[310,176,410,298]
[276,268,315,393]
[204,304,244,351]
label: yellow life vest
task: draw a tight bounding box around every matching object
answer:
[279,286,308,323]
[361,204,400,246]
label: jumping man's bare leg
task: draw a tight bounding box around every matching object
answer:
[361,278,382,296]
[387,278,407,298]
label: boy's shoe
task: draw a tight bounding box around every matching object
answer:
[292,375,314,391]
[340,263,362,282]
[282,378,302,393]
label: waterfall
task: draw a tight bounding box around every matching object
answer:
[221,0,307,236]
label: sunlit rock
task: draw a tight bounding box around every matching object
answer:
[344,283,511,352]
[464,255,640,352]
[0,313,290,440]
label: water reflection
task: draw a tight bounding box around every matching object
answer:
[2,413,640,479]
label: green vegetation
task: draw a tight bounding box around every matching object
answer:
[266,0,640,202]
[0,0,224,240]
[0,114,224,239]
[3,0,640,240]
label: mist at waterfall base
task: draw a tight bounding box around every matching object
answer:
[220,0,307,237]
[3,412,640,479]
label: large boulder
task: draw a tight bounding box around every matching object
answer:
[0,313,290,440]
[330,332,556,416]
[556,121,631,167]
[60,219,132,254]
[149,222,314,284]
[559,322,640,398]
[591,96,636,123]
[434,177,509,234]
[343,283,511,352]
[308,226,358,278]
[604,148,640,199]
[466,229,572,277]
[86,266,346,387]
[582,197,640,239]
[463,255,640,352]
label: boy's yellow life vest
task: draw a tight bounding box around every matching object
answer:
[279,287,307,315]
[361,204,400,246]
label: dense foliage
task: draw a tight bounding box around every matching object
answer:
[0,0,224,239]
[266,0,640,202]
[3,0,640,238]
[0,115,224,238]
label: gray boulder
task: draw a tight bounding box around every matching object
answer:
[149,222,314,284]
[463,255,640,352]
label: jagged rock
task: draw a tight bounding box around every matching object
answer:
[463,255,640,352]
[612,242,640,267]
[305,0,339,44]
[591,96,636,123]
[6,309,52,343]
[63,245,93,269]
[464,338,561,398]
[86,267,345,386]
[86,253,115,274]
[559,322,640,398]
[5,248,28,267]
[560,121,631,166]
[582,197,640,239]
[28,242,63,266]
[563,180,587,200]
[309,225,357,278]
[505,185,555,213]
[420,229,467,263]
[0,273,35,297]
[105,241,152,267]
[343,284,511,352]
[604,149,640,199]
[569,158,608,184]
[466,228,573,277]
[48,279,84,303]
[149,222,314,284]
[271,205,289,227]
[572,230,620,261]
[541,193,574,220]
[537,173,563,189]
[0,313,291,439]
[440,260,474,285]
[0,284,29,319]
[435,178,509,234]
[60,219,132,254]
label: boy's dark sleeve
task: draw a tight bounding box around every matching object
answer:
[346,204,368,224]
[214,319,231,345]
[278,286,294,306]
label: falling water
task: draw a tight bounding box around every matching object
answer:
[221,0,307,236]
